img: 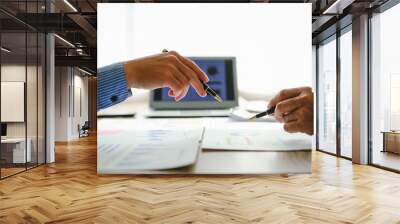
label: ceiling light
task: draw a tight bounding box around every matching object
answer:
[323,0,355,15]
[76,48,85,55]
[54,34,75,48]
[63,0,78,12]
[78,67,93,76]
[1,47,11,53]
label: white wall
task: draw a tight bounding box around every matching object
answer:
[55,67,89,141]
[55,67,69,141]
[98,3,312,96]
[72,73,89,138]
[1,82,25,122]
[1,65,26,127]
[1,65,32,138]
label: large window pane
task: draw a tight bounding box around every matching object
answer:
[318,37,337,154]
[340,29,352,158]
[371,3,400,171]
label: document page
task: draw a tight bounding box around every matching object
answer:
[202,123,311,151]
[98,127,204,172]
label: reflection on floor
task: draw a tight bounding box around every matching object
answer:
[0,162,43,178]
[0,167,26,178]
[373,151,400,171]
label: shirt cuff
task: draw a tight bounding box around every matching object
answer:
[97,62,132,111]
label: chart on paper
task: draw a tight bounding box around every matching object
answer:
[202,123,311,151]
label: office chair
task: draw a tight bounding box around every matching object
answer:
[78,121,90,138]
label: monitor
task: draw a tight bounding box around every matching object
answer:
[151,57,238,110]
[1,123,7,137]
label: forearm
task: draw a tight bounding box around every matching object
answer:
[97,63,132,111]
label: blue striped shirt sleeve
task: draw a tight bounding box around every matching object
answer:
[97,62,132,111]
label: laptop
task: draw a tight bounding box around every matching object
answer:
[147,57,238,118]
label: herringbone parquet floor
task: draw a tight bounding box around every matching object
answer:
[1,135,400,224]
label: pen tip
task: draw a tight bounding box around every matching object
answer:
[248,115,257,120]
[215,95,223,103]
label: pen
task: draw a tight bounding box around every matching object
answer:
[248,106,276,120]
[162,49,222,103]
[201,81,222,103]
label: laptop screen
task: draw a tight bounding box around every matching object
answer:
[153,58,236,102]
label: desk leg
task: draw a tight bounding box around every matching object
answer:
[382,133,386,153]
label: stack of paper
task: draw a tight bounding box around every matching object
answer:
[97,119,311,173]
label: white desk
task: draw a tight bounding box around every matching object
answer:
[98,97,312,175]
[1,138,31,163]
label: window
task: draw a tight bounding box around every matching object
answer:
[339,28,352,158]
[317,36,337,154]
[316,26,353,159]
[370,2,400,171]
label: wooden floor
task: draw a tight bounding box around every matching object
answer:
[373,151,400,171]
[1,135,400,224]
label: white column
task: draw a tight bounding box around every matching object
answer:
[352,14,369,164]
[312,45,317,150]
[46,32,55,163]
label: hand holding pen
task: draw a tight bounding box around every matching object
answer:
[123,49,210,101]
[162,49,222,102]
[255,87,314,135]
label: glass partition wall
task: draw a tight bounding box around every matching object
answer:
[0,30,27,177]
[0,2,46,179]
